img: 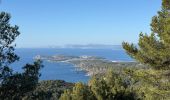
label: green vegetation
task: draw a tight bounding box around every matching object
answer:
[122,0,170,70]
[60,82,95,100]
[71,59,145,76]
[1,0,170,100]
[162,0,170,9]
[60,68,170,100]
[0,12,43,100]
[38,54,146,76]
[23,80,74,100]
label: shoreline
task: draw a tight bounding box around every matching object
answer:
[35,55,141,76]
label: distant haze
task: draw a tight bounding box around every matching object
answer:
[59,44,123,50]
[16,44,124,50]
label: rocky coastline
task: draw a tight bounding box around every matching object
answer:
[34,55,144,76]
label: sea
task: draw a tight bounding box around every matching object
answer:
[11,48,133,83]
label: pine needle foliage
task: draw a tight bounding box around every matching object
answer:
[122,0,170,69]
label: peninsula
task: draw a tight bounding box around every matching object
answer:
[34,55,144,76]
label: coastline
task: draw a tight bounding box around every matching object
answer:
[34,55,143,76]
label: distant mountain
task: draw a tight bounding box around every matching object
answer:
[16,45,124,49]
[58,44,123,50]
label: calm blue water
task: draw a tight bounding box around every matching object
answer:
[11,48,133,83]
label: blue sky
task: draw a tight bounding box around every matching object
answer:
[1,0,161,48]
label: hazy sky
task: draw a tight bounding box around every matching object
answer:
[1,0,161,48]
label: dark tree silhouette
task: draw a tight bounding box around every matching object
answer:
[0,12,43,100]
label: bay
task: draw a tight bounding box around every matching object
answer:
[11,48,133,83]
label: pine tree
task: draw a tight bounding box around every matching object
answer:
[59,82,96,100]
[0,12,20,81]
[162,0,170,10]
[0,12,43,100]
[122,0,170,69]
